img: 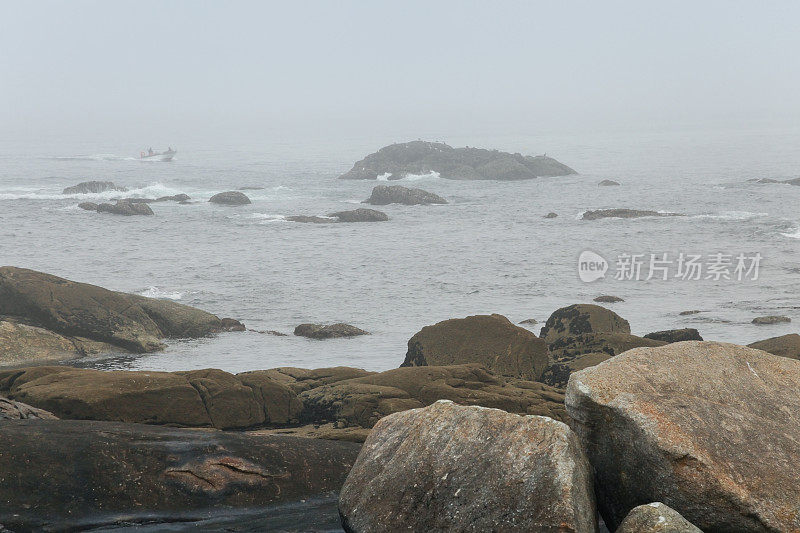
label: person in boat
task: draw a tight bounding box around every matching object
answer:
[148,147,153,155]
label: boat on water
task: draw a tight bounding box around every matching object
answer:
[140,147,176,161]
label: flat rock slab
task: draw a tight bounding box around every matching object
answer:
[339,400,596,532]
[566,341,800,532]
[0,419,360,531]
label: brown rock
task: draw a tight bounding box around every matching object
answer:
[747,333,800,361]
[362,184,447,206]
[243,366,375,394]
[339,400,596,533]
[616,503,702,533]
[540,351,611,389]
[752,315,791,325]
[593,295,624,303]
[209,191,251,205]
[0,319,110,367]
[540,303,631,345]
[566,341,800,532]
[643,328,703,343]
[402,314,549,380]
[294,323,369,339]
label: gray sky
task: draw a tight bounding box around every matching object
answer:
[3,1,799,140]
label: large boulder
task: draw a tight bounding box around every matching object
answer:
[747,333,800,360]
[62,181,126,195]
[339,400,596,533]
[294,323,369,339]
[243,366,375,394]
[548,332,666,361]
[209,191,251,205]
[327,208,388,222]
[338,141,575,180]
[298,363,566,431]
[0,366,301,429]
[0,267,243,353]
[644,328,703,343]
[0,396,57,420]
[540,351,611,389]
[363,185,447,205]
[566,341,800,531]
[0,318,115,366]
[0,420,360,531]
[402,314,549,380]
[582,209,682,220]
[96,200,154,216]
[540,304,631,345]
[617,503,702,533]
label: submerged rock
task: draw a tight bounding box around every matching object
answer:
[747,333,800,360]
[294,323,369,339]
[752,315,791,325]
[582,208,683,220]
[338,141,575,180]
[543,211,558,218]
[62,180,126,195]
[209,191,251,205]
[598,179,621,186]
[339,400,595,533]
[363,184,447,206]
[285,215,336,224]
[96,200,154,216]
[327,208,388,222]
[77,202,98,211]
[616,503,702,533]
[0,420,360,531]
[566,341,800,531]
[402,313,549,380]
[0,266,243,354]
[643,328,703,343]
[679,309,702,315]
[593,295,624,303]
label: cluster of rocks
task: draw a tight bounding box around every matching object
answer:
[339,140,576,180]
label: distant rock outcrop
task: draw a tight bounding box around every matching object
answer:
[594,295,624,303]
[598,179,621,186]
[752,315,791,325]
[62,181,126,195]
[644,328,703,343]
[363,185,447,206]
[96,200,154,216]
[339,141,575,180]
[209,191,251,205]
[582,208,683,220]
[543,212,558,218]
[293,323,368,339]
[327,208,388,222]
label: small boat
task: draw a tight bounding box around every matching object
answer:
[140,148,177,161]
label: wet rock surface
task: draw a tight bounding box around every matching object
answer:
[327,208,388,222]
[294,323,369,339]
[643,328,703,343]
[62,180,126,194]
[363,184,447,205]
[582,208,683,220]
[208,191,251,205]
[339,400,595,533]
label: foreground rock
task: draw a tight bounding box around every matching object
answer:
[0,420,360,531]
[209,191,251,205]
[0,267,243,357]
[540,351,611,389]
[363,184,447,205]
[294,323,368,339]
[752,315,791,325]
[566,341,800,531]
[402,314,548,380]
[747,333,800,360]
[339,141,576,180]
[327,208,388,222]
[582,208,682,220]
[62,180,126,195]
[644,328,703,343]
[0,396,57,420]
[616,503,702,533]
[339,400,595,533]
[598,179,620,186]
[96,199,154,215]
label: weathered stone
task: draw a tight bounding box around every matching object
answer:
[0,319,107,366]
[747,333,800,361]
[540,304,631,345]
[96,200,154,215]
[644,328,703,343]
[77,202,98,211]
[549,332,665,360]
[209,191,251,205]
[294,323,369,339]
[0,395,57,420]
[363,185,447,205]
[402,313,549,380]
[566,341,800,532]
[327,208,388,222]
[244,366,375,394]
[594,295,624,303]
[582,209,683,220]
[0,420,360,531]
[752,315,791,325]
[339,400,596,533]
[540,351,611,389]
[617,503,702,533]
[518,318,538,325]
[598,180,621,186]
[62,181,126,195]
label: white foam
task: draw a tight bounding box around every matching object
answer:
[0,182,186,201]
[693,211,768,221]
[780,227,800,239]
[139,286,183,300]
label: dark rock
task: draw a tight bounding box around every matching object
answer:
[251,329,289,336]
[752,315,791,325]
[0,420,360,531]
[220,317,246,331]
[540,303,631,345]
[616,503,702,533]
[594,295,624,303]
[582,208,683,220]
[77,202,98,211]
[286,215,336,223]
[566,341,800,532]
[644,328,703,343]
[0,395,58,420]
[0,366,302,429]
[598,180,621,186]
[294,323,369,339]
[338,141,575,180]
[679,310,702,316]
[238,186,265,190]
[0,266,243,354]
[747,333,800,361]
[327,208,388,222]
[518,318,537,325]
[209,191,251,205]
[363,184,447,206]
[96,200,154,216]
[155,193,191,202]
[402,313,549,380]
[339,400,595,532]
[540,351,611,389]
[62,181,126,195]
[543,212,558,218]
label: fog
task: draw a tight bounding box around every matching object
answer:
[3,1,800,141]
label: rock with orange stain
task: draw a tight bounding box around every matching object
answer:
[566,341,800,532]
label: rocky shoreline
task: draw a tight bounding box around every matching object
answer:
[2,268,799,531]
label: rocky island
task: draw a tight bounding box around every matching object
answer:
[339,140,576,180]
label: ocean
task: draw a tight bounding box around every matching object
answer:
[2,126,799,374]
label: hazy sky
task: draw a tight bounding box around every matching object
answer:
[3,1,800,140]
